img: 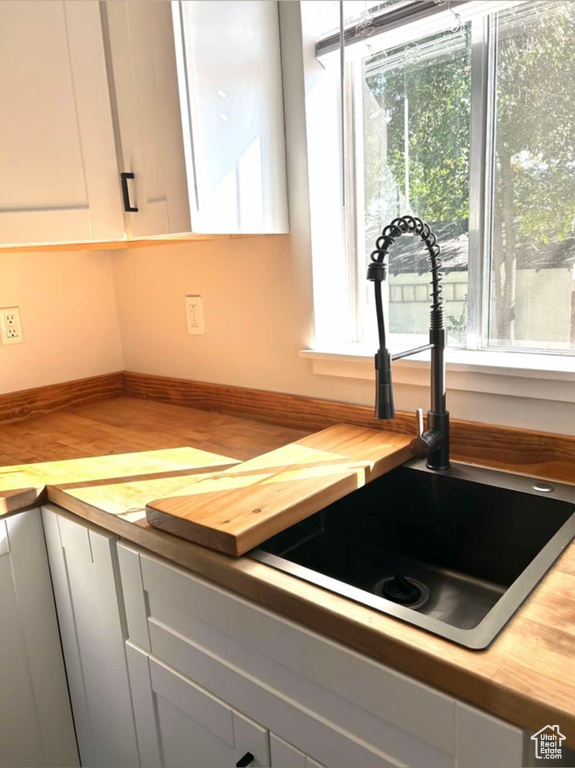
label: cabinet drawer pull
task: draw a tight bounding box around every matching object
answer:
[236,752,254,767]
[120,172,139,212]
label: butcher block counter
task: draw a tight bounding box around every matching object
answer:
[1,396,574,746]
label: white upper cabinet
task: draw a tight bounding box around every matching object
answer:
[104,2,192,238]
[174,1,289,234]
[0,0,288,246]
[0,2,124,245]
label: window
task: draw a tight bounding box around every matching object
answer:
[345,0,575,355]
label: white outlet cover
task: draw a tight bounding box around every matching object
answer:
[0,307,23,346]
[185,295,204,335]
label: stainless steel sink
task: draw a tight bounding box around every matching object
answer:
[250,460,575,649]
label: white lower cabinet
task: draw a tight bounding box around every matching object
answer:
[0,509,78,768]
[126,642,270,767]
[117,541,526,768]
[41,504,139,767]
[34,503,526,768]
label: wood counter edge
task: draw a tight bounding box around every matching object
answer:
[146,471,364,556]
[0,487,46,520]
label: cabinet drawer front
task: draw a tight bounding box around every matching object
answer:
[147,618,399,768]
[270,733,324,768]
[270,734,307,768]
[456,704,523,768]
[150,657,235,746]
[118,543,524,768]
[125,544,454,765]
[126,642,271,768]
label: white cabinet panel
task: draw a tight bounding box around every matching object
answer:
[175,0,288,234]
[235,712,271,768]
[0,0,288,245]
[456,703,524,768]
[147,617,398,768]
[117,539,151,650]
[42,505,139,768]
[118,542,529,768]
[270,733,324,768]
[126,642,271,768]
[137,548,452,766]
[0,509,78,767]
[117,543,434,767]
[105,1,191,237]
[0,2,124,245]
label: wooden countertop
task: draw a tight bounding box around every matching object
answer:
[1,397,574,746]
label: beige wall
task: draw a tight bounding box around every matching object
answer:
[0,250,123,394]
[112,236,377,407]
[112,237,575,436]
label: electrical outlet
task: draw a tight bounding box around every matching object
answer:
[185,295,204,335]
[0,307,23,345]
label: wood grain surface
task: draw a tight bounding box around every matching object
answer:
[0,487,40,516]
[28,400,573,747]
[0,397,305,520]
[3,371,575,484]
[146,425,414,555]
[0,397,573,744]
[123,371,575,483]
[0,372,123,423]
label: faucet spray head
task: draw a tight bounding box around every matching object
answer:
[374,349,395,420]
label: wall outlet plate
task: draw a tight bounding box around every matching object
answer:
[0,307,23,345]
[185,295,204,335]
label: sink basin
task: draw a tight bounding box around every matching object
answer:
[250,459,575,649]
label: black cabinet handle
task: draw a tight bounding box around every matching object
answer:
[236,752,254,767]
[120,172,138,212]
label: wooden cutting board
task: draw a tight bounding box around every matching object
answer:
[146,424,415,556]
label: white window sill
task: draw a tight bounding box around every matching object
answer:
[300,346,575,402]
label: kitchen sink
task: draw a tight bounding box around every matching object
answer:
[250,460,575,649]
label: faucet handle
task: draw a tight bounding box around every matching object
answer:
[415,407,424,438]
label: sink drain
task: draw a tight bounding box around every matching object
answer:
[374,575,430,610]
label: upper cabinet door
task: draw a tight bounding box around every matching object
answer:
[174,0,289,234]
[104,2,192,238]
[0,2,124,246]
[0,0,288,246]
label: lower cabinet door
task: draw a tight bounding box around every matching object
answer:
[0,509,78,768]
[126,642,271,768]
[42,505,139,768]
[270,733,323,768]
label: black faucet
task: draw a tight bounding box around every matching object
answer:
[367,215,450,471]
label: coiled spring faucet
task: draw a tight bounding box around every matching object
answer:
[367,215,450,470]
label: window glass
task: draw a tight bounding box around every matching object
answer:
[358,25,471,346]
[487,1,575,352]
